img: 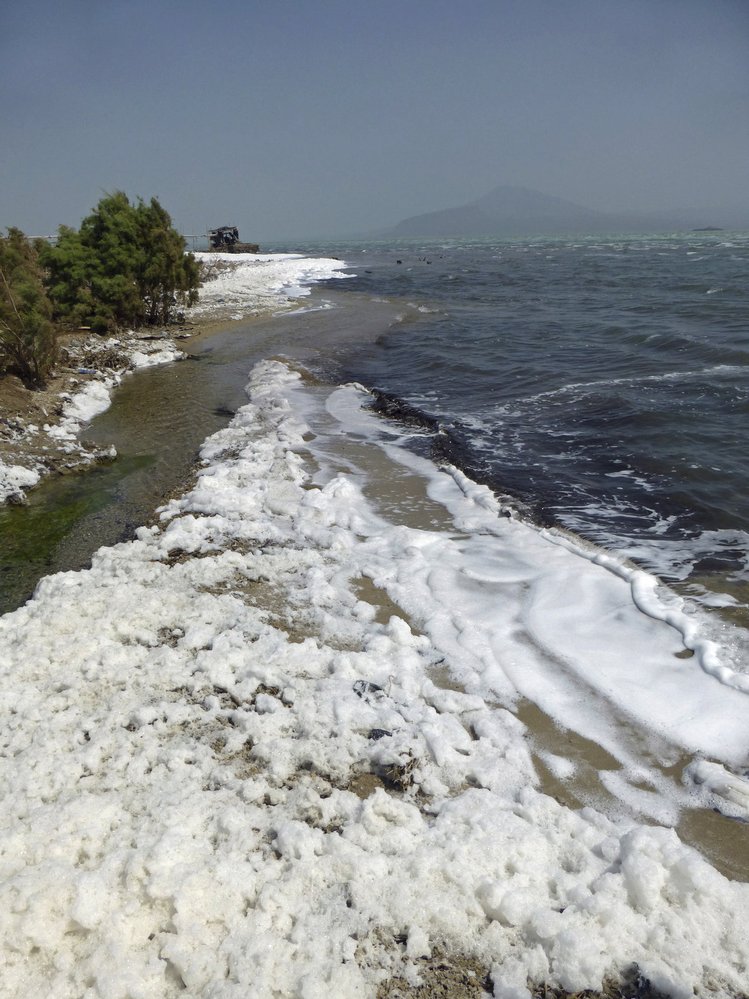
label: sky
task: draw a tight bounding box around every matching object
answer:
[1,0,748,241]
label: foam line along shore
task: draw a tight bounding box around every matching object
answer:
[1,363,748,996]
[319,234,749,631]
[2,243,749,997]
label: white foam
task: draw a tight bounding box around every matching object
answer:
[611,528,749,585]
[537,750,577,781]
[129,344,184,368]
[2,360,749,996]
[273,373,749,805]
[494,363,746,416]
[189,251,351,321]
[314,385,749,764]
[0,460,40,503]
[45,378,115,440]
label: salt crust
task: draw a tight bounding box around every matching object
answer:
[1,361,748,998]
[0,459,40,502]
[189,252,351,321]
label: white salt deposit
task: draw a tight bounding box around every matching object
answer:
[45,378,116,440]
[0,459,40,503]
[189,251,351,321]
[2,359,749,997]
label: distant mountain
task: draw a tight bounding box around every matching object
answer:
[382,185,748,237]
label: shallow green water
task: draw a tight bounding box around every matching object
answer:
[0,454,155,611]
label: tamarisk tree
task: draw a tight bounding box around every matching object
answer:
[0,228,57,387]
[42,192,201,332]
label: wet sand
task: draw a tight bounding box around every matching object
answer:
[292,380,749,883]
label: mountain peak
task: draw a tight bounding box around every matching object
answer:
[380,186,749,238]
[382,184,693,237]
[471,185,603,220]
[383,184,610,237]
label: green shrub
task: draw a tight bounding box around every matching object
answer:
[41,192,201,331]
[0,228,58,387]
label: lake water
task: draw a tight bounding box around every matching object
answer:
[300,233,749,632]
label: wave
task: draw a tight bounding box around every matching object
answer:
[492,363,748,415]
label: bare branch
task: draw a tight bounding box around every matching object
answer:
[0,264,23,324]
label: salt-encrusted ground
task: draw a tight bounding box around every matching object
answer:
[189,251,351,323]
[1,359,749,999]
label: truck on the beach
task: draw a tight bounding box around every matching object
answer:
[207,226,259,253]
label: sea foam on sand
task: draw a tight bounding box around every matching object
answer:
[189,251,351,321]
[1,359,749,998]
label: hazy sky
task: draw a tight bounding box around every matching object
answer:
[2,0,748,240]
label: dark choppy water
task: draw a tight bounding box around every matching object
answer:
[302,233,749,617]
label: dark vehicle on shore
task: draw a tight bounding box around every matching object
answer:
[208,226,259,253]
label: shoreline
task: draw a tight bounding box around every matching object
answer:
[0,281,410,619]
[2,359,748,997]
[0,325,190,504]
[0,314,293,507]
[3,250,749,996]
[0,250,353,506]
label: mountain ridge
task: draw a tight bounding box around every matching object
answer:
[382,185,747,237]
